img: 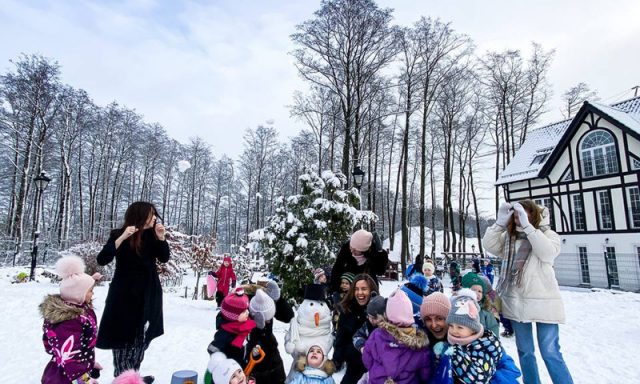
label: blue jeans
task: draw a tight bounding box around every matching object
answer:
[511,321,574,384]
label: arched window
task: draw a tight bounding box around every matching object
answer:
[581,130,619,177]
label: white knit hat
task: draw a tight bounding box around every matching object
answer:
[208,352,242,384]
[249,289,276,329]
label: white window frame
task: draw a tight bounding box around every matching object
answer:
[571,194,586,231]
[581,130,618,177]
[577,246,590,284]
[627,186,640,229]
[597,190,613,230]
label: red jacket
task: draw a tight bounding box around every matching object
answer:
[214,256,236,296]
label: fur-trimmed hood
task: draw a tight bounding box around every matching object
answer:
[378,321,429,350]
[39,294,90,324]
[295,355,336,376]
[241,283,265,297]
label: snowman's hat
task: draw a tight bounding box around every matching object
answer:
[304,284,326,301]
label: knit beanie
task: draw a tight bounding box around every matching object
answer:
[386,289,414,327]
[249,289,276,329]
[422,262,435,274]
[56,256,102,305]
[221,288,249,321]
[265,280,281,301]
[366,292,387,317]
[350,229,373,252]
[340,272,355,284]
[461,272,487,295]
[447,291,482,333]
[313,268,326,281]
[420,292,451,319]
[206,352,242,384]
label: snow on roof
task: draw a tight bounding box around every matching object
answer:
[496,96,640,185]
[496,119,570,185]
[591,102,640,134]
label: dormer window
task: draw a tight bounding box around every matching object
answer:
[530,153,550,165]
[581,130,619,177]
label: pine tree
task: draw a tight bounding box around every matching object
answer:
[250,170,376,300]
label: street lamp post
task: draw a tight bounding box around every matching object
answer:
[29,171,51,281]
[352,165,365,191]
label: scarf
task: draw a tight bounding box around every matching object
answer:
[497,230,532,294]
[352,253,367,266]
[221,319,256,348]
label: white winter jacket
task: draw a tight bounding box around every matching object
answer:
[482,212,565,324]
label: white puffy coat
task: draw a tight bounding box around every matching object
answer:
[482,212,565,324]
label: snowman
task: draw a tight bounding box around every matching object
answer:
[285,284,334,383]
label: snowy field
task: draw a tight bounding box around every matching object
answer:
[2,266,640,383]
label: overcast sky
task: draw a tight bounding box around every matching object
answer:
[1,0,638,162]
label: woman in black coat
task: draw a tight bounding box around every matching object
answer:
[330,230,388,294]
[333,274,379,384]
[96,202,170,378]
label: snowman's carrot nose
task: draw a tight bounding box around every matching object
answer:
[315,312,320,327]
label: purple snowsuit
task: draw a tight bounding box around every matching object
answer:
[362,321,433,384]
[40,294,98,384]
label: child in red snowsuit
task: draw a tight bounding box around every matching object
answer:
[210,255,237,306]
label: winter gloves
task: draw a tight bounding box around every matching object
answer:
[495,202,513,227]
[513,203,531,230]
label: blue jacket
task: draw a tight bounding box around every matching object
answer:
[289,367,336,384]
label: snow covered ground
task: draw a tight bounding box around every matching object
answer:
[2,266,639,383]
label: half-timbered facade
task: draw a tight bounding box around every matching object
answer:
[496,96,640,291]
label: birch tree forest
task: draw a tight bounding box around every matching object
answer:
[0,0,555,272]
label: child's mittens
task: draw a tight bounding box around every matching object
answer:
[433,342,453,357]
[90,362,102,379]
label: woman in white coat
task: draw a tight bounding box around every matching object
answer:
[483,200,573,384]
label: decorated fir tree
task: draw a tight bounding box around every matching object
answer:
[250,170,376,300]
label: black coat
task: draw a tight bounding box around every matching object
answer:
[333,299,368,384]
[244,321,286,384]
[96,228,170,349]
[330,239,389,294]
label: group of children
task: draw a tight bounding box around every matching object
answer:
[40,252,517,384]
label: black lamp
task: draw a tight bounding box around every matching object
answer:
[352,165,365,190]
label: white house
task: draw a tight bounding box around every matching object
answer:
[496,96,640,291]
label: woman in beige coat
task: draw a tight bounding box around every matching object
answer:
[482,200,573,384]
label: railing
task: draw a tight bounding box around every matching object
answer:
[554,252,640,292]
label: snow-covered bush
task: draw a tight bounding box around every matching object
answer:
[250,170,376,300]
[59,242,113,280]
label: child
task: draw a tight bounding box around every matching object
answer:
[208,288,256,365]
[205,352,248,384]
[40,256,103,383]
[449,261,462,292]
[362,289,432,383]
[211,255,237,306]
[331,272,354,329]
[400,273,428,318]
[423,262,444,296]
[289,345,336,384]
[313,268,328,284]
[446,294,503,384]
[482,259,495,285]
[460,274,500,337]
[352,292,386,353]
[246,289,286,384]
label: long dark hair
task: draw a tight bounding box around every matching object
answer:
[341,273,379,313]
[120,201,160,254]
